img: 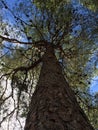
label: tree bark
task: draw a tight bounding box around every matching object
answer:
[24,45,94,130]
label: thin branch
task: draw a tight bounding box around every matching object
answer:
[0,94,12,106]
[0,72,13,80]
[1,0,31,26]
[0,107,17,126]
[0,78,8,99]
[1,0,45,41]
[12,58,42,75]
[0,58,42,80]
[0,51,9,59]
[16,117,23,130]
[0,35,47,46]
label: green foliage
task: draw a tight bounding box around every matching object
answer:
[33,0,70,11]
[80,0,98,11]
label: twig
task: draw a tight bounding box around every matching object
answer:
[0,107,17,125]
[0,35,47,46]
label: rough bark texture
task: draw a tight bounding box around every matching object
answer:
[24,45,94,130]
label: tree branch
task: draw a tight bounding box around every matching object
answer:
[0,58,42,80]
[13,58,42,74]
[0,107,17,126]
[0,35,47,46]
[1,0,31,26]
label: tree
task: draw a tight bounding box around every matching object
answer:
[0,0,98,130]
[24,44,94,130]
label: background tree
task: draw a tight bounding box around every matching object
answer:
[0,0,98,130]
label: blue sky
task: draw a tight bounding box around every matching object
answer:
[90,76,98,93]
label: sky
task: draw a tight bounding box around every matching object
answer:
[90,76,98,93]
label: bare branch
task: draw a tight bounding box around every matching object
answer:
[0,107,17,126]
[12,58,42,74]
[1,0,31,26]
[0,78,9,99]
[0,94,12,106]
[0,58,42,80]
[0,51,9,59]
[0,35,47,46]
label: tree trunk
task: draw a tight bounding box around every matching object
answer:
[24,45,94,130]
